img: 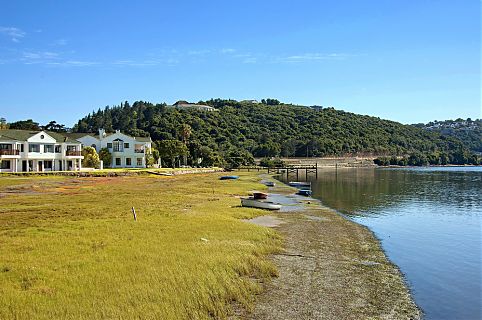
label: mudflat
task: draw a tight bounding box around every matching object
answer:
[239,189,421,319]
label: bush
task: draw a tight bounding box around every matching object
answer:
[98,148,112,167]
[82,147,101,168]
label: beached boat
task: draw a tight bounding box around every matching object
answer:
[241,197,282,210]
[219,175,239,180]
[289,181,311,187]
[297,189,312,196]
[252,191,268,199]
[264,181,275,187]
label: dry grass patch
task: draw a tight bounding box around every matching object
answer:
[0,173,281,319]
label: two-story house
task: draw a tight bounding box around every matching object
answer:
[74,129,152,168]
[0,130,84,173]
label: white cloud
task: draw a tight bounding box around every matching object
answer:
[274,53,352,63]
[0,26,26,42]
[21,51,60,64]
[221,48,236,54]
[112,58,179,67]
[53,39,68,46]
[23,51,59,60]
[242,57,257,64]
[188,49,211,55]
[47,60,98,67]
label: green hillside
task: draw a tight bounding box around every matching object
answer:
[71,99,477,165]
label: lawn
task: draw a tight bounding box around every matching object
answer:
[0,173,281,319]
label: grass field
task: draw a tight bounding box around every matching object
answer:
[0,173,281,319]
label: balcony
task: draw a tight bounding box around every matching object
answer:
[134,149,145,153]
[66,151,82,156]
[0,149,20,156]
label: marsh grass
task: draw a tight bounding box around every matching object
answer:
[0,173,281,319]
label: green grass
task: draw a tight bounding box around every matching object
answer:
[0,173,281,319]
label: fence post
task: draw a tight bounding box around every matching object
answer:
[131,207,137,221]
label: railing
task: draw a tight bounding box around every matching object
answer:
[66,151,82,156]
[0,149,20,156]
[134,149,145,153]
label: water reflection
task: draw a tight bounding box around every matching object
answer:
[278,167,482,320]
[295,167,482,216]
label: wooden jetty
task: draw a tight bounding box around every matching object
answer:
[236,164,318,179]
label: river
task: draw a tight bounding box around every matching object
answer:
[280,166,481,320]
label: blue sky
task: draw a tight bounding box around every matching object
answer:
[0,0,480,126]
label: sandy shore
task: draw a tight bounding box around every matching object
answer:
[238,179,421,319]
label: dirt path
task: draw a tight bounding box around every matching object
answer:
[238,198,421,319]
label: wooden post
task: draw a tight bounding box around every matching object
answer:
[131,207,137,221]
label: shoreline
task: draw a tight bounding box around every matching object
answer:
[239,175,421,319]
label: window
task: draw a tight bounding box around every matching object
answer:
[44,161,53,169]
[44,144,54,153]
[40,135,44,139]
[0,160,11,169]
[107,143,112,149]
[137,158,143,166]
[55,145,61,153]
[29,144,40,152]
[17,144,24,152]
[115,158,121,166]
[0,144,12,150]
[113,139,123,152]
[126,158,131,166]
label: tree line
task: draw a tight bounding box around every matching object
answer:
[3,99,480,168]
[67,99,481,167]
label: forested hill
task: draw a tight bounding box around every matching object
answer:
[413,119,482,153]
[72,99,467,158]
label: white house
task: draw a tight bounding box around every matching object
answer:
[168,100,217,112]
[74,129,152,168]
[0,129,84,173]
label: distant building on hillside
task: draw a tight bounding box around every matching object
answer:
[168,101,217,112]
[240,99,259,104]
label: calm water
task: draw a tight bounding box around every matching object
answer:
[281,167,481,320]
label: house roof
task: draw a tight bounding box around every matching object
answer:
[63,132,97,140]
[66,131,151,143]
[0,129,83,143]
[0,129,152,144]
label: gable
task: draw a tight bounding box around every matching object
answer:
[104,132,136,143]
[27,131,57,143]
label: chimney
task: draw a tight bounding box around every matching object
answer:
[115,129,120,134]
[99,128,106,139]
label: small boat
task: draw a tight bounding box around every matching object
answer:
[252,191,268,199]
[264,181,275,187]
[289,181,311,187]
[297,189,312,196]
[220,175,239,180]
[241,197,281,210]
